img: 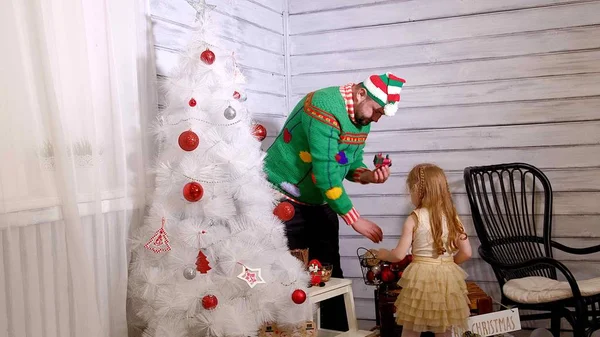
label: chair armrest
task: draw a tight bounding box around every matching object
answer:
[550,239,600,255]
[478,246,584,301]
[490,235,600,255]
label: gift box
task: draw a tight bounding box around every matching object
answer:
[258,321,316,337]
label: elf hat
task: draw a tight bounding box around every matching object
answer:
[362,73,406,116]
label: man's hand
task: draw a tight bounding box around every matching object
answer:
[351,217,383,243]
[360,166,391,184]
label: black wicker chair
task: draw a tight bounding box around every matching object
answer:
[463,163,600,337]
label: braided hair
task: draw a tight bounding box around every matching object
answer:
[407,163,467,256]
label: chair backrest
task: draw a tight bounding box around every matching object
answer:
[463,163,557,283]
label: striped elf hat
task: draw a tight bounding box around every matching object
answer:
[362,73,406,116]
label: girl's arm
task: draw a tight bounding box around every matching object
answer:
[376,214,416,262]
[453,233,472,265]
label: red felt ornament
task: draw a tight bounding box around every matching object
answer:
[183,182,204,202]
[273,201,295,221]
[196,250,212,273]
[252,123,267,142]
[202,294,218,310]
[291,289,307,304]
[178,130,199,151]
[144,218,171,253]
[189,98,197,107]
[310,274,322,286]
[201,49,216,65]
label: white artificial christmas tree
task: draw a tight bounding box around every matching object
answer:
[127,1,312,336]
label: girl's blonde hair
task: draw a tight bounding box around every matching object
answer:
[407,163,467,255]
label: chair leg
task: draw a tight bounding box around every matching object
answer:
[551,310,561,337]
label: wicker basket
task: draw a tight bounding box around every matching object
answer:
[320,263,333,282]
[289,248,309,269]
[357,247,382,286]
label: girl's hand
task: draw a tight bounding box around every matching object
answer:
[376,248,389,260]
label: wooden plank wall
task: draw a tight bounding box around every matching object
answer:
[149,0,287,150]
[288,0,600,329]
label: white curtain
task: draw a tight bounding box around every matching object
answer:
[0,0,156,336]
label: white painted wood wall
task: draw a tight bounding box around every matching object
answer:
[150,0,600,330]
[149,0,287,147]
[287,0,600,330]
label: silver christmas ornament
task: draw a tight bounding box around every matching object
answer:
[371,265,381,275]
[224,106,237,120]
[183,267,197,280]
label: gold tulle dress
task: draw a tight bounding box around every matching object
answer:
[394,208,470,333]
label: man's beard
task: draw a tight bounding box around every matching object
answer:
[354,111,371,126]
[356,117,371,126]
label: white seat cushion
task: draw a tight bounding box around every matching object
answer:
[503,276,600,304]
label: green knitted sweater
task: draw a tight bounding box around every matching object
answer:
[264,86,370,224]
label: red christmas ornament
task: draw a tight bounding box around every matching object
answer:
[273,201,295,221]
[196,250,212,273]
[252,124,267,142]
[202,295,218,310]
[201,49,216,65]
[233,91,241,99]
[189,98,197,107]
[283,128,292,143]
[291,289,307,304]
[381,268,396,283]
[398,254,413,270]
[366,270,375,282]
[183,182,204,202]
[178,130,199,151]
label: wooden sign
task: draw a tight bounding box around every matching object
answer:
[462,309,521,337]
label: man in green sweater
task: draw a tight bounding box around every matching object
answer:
[264,73,405,331]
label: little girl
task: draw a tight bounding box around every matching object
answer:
[376,163,472,337]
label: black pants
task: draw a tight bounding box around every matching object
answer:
[284,200,349,332]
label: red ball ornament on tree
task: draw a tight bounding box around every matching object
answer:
[201,49,216,65]
[252,123,267,142]
[183,182,204,202]
[178,130,199,151]
[291,289,306,304]
[202,294,218,310]
[189,98,197,107]
[274,201,295,221]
